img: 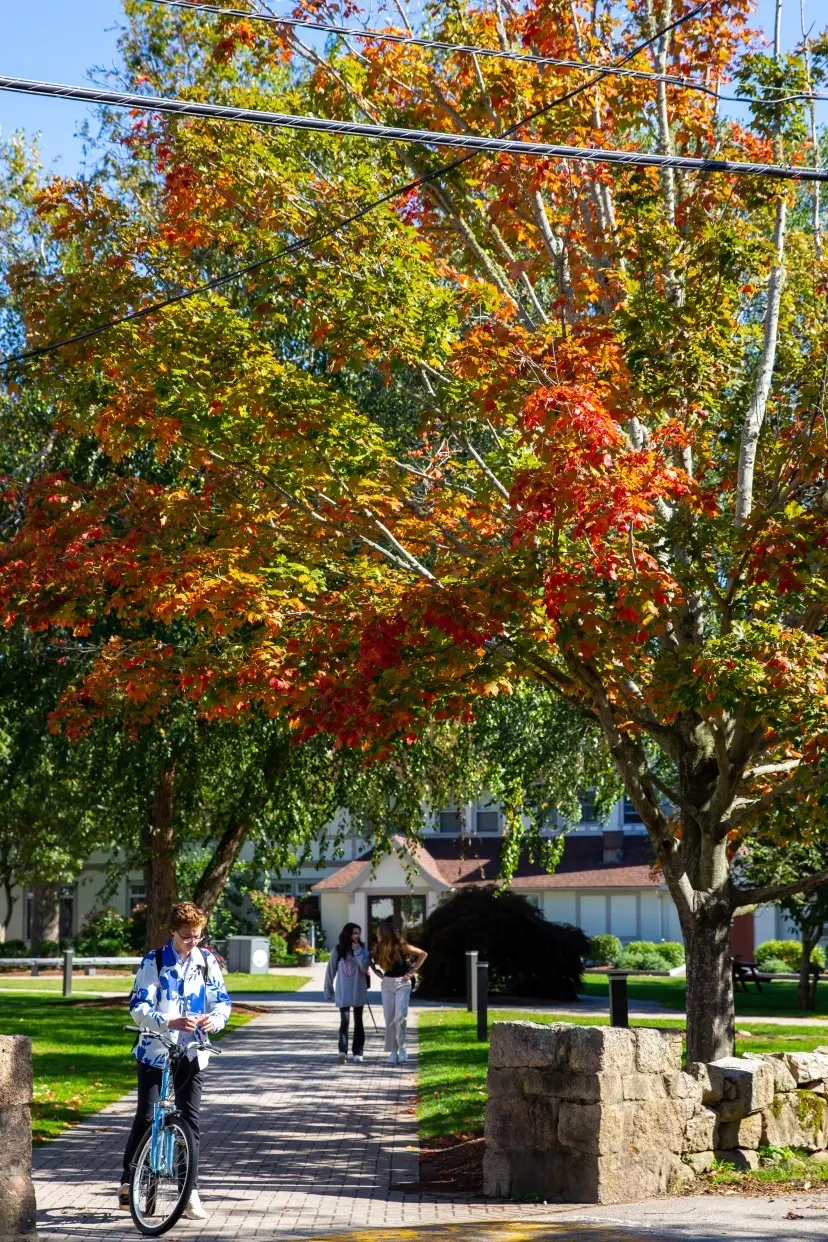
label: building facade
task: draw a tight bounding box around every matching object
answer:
[0,795,801,953]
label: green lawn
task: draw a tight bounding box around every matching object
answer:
[417,1008,828,1143]
[0,971,311,995]
[1,996,253,1144]
[583,972,828,1017]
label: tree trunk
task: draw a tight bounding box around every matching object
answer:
[797,921,824,1011]
[682,896,735,1063]
[1,877,15,934]
[142,765,179,950]
[30,882,60,951]
[193,820,250,916]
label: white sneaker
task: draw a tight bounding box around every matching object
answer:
[338,1052,347,1064]
[183,1190,207,1220]
[352,1054,363,1063]
[387,1051,398,1064]
[398,1047,409,1062]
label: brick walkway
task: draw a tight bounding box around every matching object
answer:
[32,1005,828,1241]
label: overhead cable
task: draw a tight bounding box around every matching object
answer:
[0,1,710,371]
[147,0,828,107]
[0,76,821,182]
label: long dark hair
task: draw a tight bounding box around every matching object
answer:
[337,923,363,961]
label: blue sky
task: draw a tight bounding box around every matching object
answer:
[0,1,823,174]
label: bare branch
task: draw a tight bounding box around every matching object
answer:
[463,438,511,503]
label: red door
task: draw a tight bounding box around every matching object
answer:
[730,912,755,961]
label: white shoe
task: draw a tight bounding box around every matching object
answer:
[338,1052,347,1064]
[352,1054,363,1063]
[387,1051,398,1064]
[183,1190,207,1220]
[398,1047,409,1062]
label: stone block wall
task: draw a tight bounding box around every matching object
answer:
[483,1022,828,1205]
[0,1037,38,1241]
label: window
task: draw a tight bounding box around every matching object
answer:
[623,798,643,825]
[476,809,500,834]
[438,809,463,834]
[368,896,426,940]
[579,792,598,823]
[127,882,147,915]
[523,894,542,910]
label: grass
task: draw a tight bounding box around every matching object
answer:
[0,995,253,1144]
[704,1147,828,1190]
[0,971,311,995]
[583,972,828,1017]
[417,1008,828,1143]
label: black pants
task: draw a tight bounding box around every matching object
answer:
[338,1006,365,1056]
[121,1058,203,1187]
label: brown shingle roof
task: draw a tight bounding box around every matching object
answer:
[312,834,662,893]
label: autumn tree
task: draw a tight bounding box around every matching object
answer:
[2,0,828,1060]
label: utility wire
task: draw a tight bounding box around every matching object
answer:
[0,75,820,180]
[148,0,828,107]
[0,1,741,372]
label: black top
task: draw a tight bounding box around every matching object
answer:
[383,953,411,979]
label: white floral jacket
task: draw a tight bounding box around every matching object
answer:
[129,940,232,1069]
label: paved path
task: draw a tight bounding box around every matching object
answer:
[33,1007,828,1241]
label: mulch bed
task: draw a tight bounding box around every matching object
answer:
[394,1135,484,1195]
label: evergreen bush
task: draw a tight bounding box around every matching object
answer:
[587,934,622,966]
[416,885,588,1000]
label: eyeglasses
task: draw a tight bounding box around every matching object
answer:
[175,931,204,944]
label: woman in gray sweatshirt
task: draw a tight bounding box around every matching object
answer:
[323,923,371,1063]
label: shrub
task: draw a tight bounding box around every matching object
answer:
[0,939,28,958]
[756,940,825,972]
[657,941,686,968]
[416,885,588,1000]
[269,934,288,964]
[75,907,131,956]
[618,945,669,971]
[759,956,790,975]
[248,891,298,939]
[587,934,622,966]
[37,939,61,958]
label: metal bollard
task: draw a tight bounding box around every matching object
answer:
[62,949,74,998]
[476,960,489,1042]
[608,969,629,1027]
[466,950,479,1013]
[30,959,38,977]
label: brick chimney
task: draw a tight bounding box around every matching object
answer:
[603,830,624,864]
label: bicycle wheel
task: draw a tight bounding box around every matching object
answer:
[129,1116,197,1236]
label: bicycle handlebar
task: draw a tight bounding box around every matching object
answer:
[123,1023,223,1054]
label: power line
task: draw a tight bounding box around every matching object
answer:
[0,1,715,371]
[1,75,821,181]
[148,0,827,107]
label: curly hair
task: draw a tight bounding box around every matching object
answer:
[169,901,208,932]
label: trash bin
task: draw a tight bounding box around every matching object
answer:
[226,935,270,974]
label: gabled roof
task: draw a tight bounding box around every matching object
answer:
[312,833,662,893]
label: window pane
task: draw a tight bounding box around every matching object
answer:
[580,792,598,822]
[439,810,462,833]
[476,810,500,833]
[623,798,642,824]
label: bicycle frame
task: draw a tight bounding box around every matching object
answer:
[149,1054,178,1177]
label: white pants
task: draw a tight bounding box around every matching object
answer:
[381,977,411,1053]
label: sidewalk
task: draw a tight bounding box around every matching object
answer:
[33,1006,828,1241]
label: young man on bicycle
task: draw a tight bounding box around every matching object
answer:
[119,901,232,1220]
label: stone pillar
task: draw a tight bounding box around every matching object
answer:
[0,1037,39,1241]
[483,1021,708,1204]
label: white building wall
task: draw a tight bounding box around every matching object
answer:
[319,893,349,950]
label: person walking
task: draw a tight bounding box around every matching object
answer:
[119,901,232,1221]
[324,922,371,1063]
[372,921,427,1064]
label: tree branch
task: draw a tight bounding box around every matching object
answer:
[732,868,828,912]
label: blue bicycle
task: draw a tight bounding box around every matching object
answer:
[123,1025,221,1236]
